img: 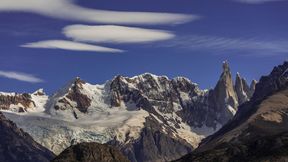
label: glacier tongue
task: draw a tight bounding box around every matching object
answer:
[2,102,150,154]
[1,80,153,154]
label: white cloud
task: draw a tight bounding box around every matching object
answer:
[0,0,197,25]
[21,40,124,53]
[161,35,288,55]
[233,0,286,4]
[0,71,43,83]
[63,25,175,44]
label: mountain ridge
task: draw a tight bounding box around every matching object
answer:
[0,61,255,162]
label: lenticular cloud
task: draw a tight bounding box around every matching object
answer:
[0,0,196,25]
[21,40,124,53]
[63,25,175,44]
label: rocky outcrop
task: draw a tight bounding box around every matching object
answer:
[52,142,129,162]
[66,78,91,113]
[242,77,253,98]
[252,61,288,101]
[33,88,46,96]
[250,79,257,95]
[52,77,92,117]
[0,112,55,162]
[175,61,288,162]
[0,93,35,112]
[235,73,250,105]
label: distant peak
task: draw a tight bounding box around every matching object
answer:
[71,77,86,85]
[33,88,46,96]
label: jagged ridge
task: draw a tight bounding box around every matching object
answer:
[0,61,255,162]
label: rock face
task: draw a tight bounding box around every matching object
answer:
[108,116,194,162]
[175,61,288,162]
[235,73,251,105]
[0,112,55,162]
[0,61,255,162]
[107,74,209,161]
[52,142,129,162]
[250,79,257,94]
[51,77,92,118]
[0,92,35,112]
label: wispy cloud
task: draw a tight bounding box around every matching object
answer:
[63,25,175,44]
[0,0,197,25]
[0,71,43,83]
[21,40,124,53]
[233,0,286,4]
[160,35,288,55]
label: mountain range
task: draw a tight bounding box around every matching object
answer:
[0,61,257,162]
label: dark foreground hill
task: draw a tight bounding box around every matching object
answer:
[0,112,55,162]
[52,142,129,162]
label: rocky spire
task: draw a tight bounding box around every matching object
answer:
[250,80,257,95]
[235,72,249,105]
[211,61,239,124]
[222,60,231,73]
[241,78,251,95]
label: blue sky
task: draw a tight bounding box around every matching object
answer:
[0,0,287,94]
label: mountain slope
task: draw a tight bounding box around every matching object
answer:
[0,112,55,162]
[52,142,129,162]
[175,61,288,162]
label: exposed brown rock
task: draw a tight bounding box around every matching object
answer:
[54,77,92,113]
[52,142,129,162]
[67,78,91,113]
[0,93,35,112]
[55,98,74,110]
[66,91,91,113]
